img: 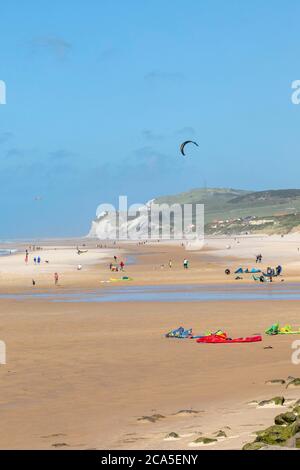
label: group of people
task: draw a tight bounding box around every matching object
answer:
[109,255,125,272]
[25,251,46,265]
[32,272,59,287]
[159,259,189,269]
[24,248,59,287]
[267,265,282,277]
[25,246,43,264]
[258,265,283,283]
[28,245,43,251]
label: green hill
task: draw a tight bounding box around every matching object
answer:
[154,188,300,234]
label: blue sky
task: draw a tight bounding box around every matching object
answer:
[1,0,300,237]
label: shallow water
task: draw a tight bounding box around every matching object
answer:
[1,282,300,303]
[0,249,16,257]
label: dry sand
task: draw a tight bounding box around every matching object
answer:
[0,235,300,449]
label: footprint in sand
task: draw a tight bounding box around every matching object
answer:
[265,379,286,385]
[163,432,185,441]
[257,404,286,409]
[41,433,67,439]
[52,442,69,448]
[121,437,147,444]
[286,378,300,389]
[187,427,237,447]
[137,414,165,424]
[248,397,286,409]
[180,432,199,438]
[172,409,203,417]
[241,423,264,427]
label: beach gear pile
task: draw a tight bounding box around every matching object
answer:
[165,327,262,343]
[231,265,283,282]
[265,323,300,335]
[252,274,271,282]
[234,266,282,276]
[196,332,262,343]
[233,267,262,280]
[235,267,262,274]
[166,323,300,342]
[110,276,133,282]
[165,327,194,339]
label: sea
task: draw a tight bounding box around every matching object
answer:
[0,249,17,257]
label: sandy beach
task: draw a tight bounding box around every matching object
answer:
[0,235,300,449]
[4,0,300,455]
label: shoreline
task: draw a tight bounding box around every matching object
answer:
[1,233,300,292]
[0,235,300,448]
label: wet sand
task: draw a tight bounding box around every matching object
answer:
[0,235,300,449]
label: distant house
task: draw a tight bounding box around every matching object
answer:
[249,219,274,226]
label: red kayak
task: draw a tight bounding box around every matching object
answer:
[196,333,262,344]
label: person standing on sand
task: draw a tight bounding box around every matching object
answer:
[169,259,172,268]
[54,272,59,286]
[25,250,29,264]
[120,261,124,271]
[183,259,189,269]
